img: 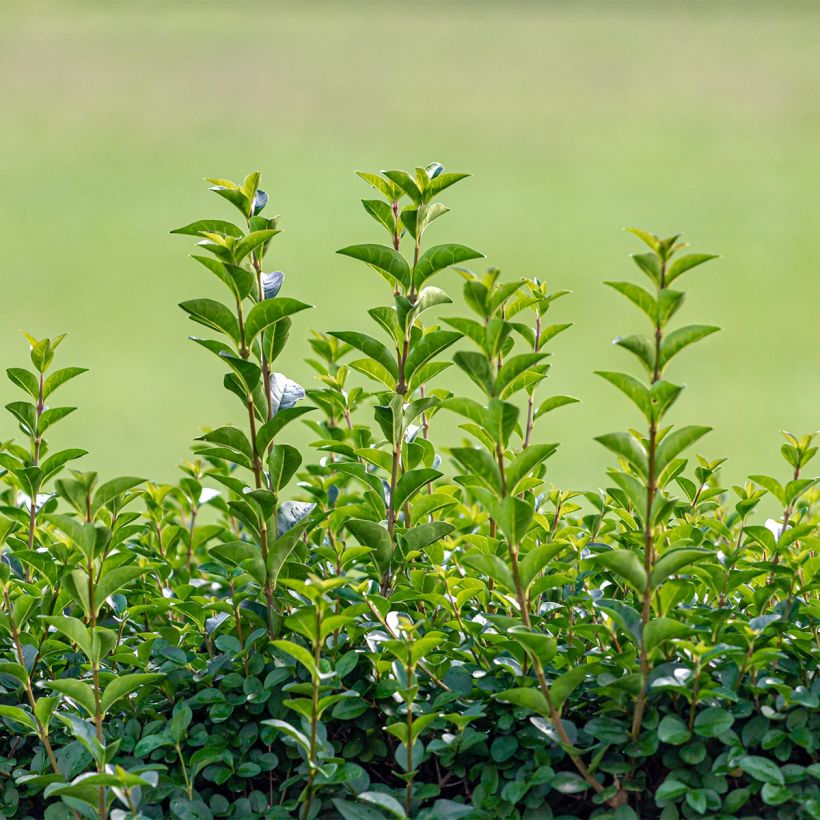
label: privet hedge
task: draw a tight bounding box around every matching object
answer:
[0,166,818,820]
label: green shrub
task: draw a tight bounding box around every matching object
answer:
[1,166,817,820]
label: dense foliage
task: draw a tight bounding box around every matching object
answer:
[1,167,818,820]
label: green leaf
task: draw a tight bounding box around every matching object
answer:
[361,199,396,233]
[404,330,461,381]
[650,548,712,587]
[657,714,691,745]
[534,395,579,419]
[244,297,311,344]
[272,639,319,680]
[450,447,502,495]
[330,331,398,378]
[400,521,454,553]
[42,367,88,399]
[596,371,650,416]
[337,244,410,289]
[48,679,96,717]
[737,755,784,786]
[179,298,240,344]
[414,244,484,288]
[658,325,719,369]
[550,664,600,711]
[507,627,558,665]
[595,431,648,474]
[100,673,164,716]
[666,253,718,285]
[694,706,734,738]
[392,468,441,511]
[462,553,514,593]
[605,281,656,320]
[346,519,392,574]
[654,425,711,474]
[6,367,39,398]
[41,616,94,659]
[91,476,144,514]
[591,549,647,593]
[643,618,690,653]
[505,443,559,493]
[496,687,550,717]
[453,351,494,395]
[171,219,244,238]
[0,705,37,732]
[614,334,655,373]
[93,566,148,611]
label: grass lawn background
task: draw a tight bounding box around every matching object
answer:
[1,1,818,491]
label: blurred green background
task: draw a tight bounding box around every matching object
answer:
[1,2,818,490]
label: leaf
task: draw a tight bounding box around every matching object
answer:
[41,616,94,659]
[494,496,533,545]
[330,331,398,378]
[507,627,558,665]
[594,431,647,474]
[337,244,410,289]
[269,373,305,416]
[518,542,566,590]
[0,705,37,732]
[657,714,691,745]
[6,367,39,398]
[594,599,642,645]
[43,367,88,399]
[361,199,395,233]
[346,519,392,574]
[404,330,461,381]
[235,229,280,263]
[255,406,314,453]
[244,297,311,343]
[591,549,647,593]
[453,351,494,395]
[179,298,240,344]
[414,244,484,288]
[534,395,579,419]
[496,687,550,717]
[666,252,718,285]
[93,566,148,611]
[48,679,96,717]
[694,706,734,738]
[358,791,408,819]
[349,358,397,390]
[450,447,502,494]
[605,281,656,320]
[100,673,164,715]
[505,443,559,493]
[91,476,144,514]
[401,521,454,553]
[550,664,600,711]
[643,618,690,653]
[658,324,719,369]
[462,553,514,593]
[650,548,712,587]
[596,371,650,416]
[737,755,784,786]
[171,219,244,238]
[272,639,319,680]
[614,334,655,372]
[392,468,441,510]
[654,426,711,474]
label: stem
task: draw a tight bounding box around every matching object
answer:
[404,658,415,816]
[302,612,322,820]
[236,294,277,637]
[630,258,666,742]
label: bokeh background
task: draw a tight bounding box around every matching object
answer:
[1,2,818,490]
